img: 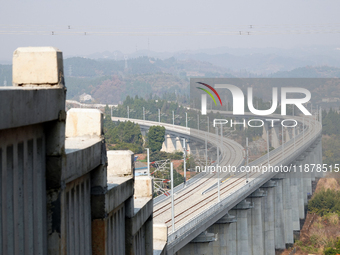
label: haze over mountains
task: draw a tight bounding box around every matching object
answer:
[84,45,340,74]
[1,46,340,106]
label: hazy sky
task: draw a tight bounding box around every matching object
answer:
[1,0,340,61]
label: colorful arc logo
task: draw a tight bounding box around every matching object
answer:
[196,82,223,106]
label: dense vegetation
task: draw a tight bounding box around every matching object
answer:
[103,108,143,153]
[324,239,340,255]
[322,109,340,166]
[308,189,340,216]
[147,126,166,152]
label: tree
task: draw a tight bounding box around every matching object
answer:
[147,126,166,152]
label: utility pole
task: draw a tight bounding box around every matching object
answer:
[246,137,249,183]
[216,126,220,202]
[267,125,270,168]
[303,116,305,145]
[183,139,186,185]
[282,125,284,164]
[185,112,188,128]
[158,109,160,123]
[146,148,150,176]
[170,162,175,232]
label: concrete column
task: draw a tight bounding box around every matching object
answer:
[161,141,167,152]
[285,128,292,142]
[305,152,313,198]
[233,200,253,255]
[248,189,265,255]
[262,122,269,141]
[272,177,285,251]
[298,169,305,219]
[310,148,316,182]
[228,210,237,255]
[300,154,309,206]
[294,158,305,219]
[290,170,300,231]
[318,140,323,177]
[271,125,280,149]
[175,137,183,151]
[166,134,176,153]
[282,173,294,247]
[207,213,236,255]
[261,180,276,255]
[186,140,191,155]
[177,231,217,255]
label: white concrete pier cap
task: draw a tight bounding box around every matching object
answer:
[13,46,64,86]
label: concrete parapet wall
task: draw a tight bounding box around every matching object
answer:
[107,150,135,178]
[135,176,154,198]
[13,46,64,86]
[66,108,103,138]
[0,47,153,255]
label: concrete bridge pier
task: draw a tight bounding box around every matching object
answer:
[175,137,183,151]
[313,140,322,178]
[295,156,306,219]
[289,170,300,231]
[285,128,293,142]
[262,122,269,142]
[272,176,286,251]
[282,173,294,247]
[300,153,311,205]
[317,139,324,177]
[177,231,217,255]
[141,129,147,138]
[310,148,316,182]
[305,152,313,197]
[206,213,237,255]
[271,125,280,149]
[310,143,319,181]
[233,200,253,255]
[163,134,175,153]
[186,139,191,155]
[247,189,266,255]
[298,169,306,219]
[228,210,238,255]
[261,180,277,255]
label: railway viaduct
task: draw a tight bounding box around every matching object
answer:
[114,106,323,255]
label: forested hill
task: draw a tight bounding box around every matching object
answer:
[269,66,340,78]
[63,56,232,103]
